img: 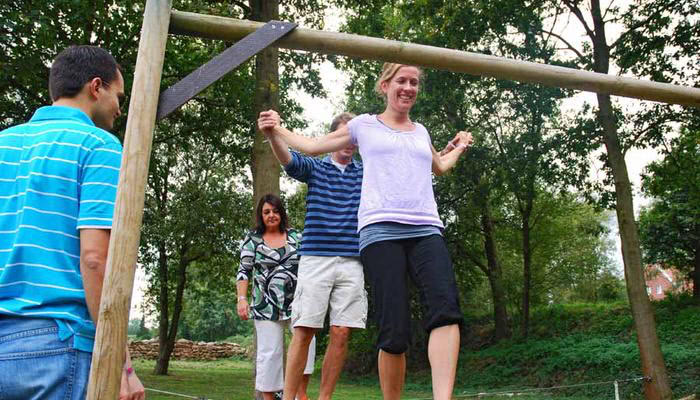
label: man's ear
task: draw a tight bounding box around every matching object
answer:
[86,77,103,100]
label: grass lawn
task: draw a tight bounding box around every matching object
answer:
[133,359,605,400]
[133,359,434,400]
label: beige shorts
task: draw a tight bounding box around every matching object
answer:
[291,255,367,329]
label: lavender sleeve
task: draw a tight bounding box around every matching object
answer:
[346,114,364,146]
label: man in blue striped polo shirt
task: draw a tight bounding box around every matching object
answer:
[0,46,144,399]
[260,112,366,400]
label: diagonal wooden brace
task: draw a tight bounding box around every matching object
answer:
[156,20,297,120]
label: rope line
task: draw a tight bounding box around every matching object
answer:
[145,387,211,399]
[144,376,648,400]
[401,376,646,400]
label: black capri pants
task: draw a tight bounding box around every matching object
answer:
[360,234,463,355]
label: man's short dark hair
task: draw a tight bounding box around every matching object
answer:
[330,112,355,132]
[49,45,121,101]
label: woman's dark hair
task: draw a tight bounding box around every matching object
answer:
[255,194,288,234]
[49,45,122,101]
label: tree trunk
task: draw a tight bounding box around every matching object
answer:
[693,244,699,299]
[154,242,170,375]
[520,210,532,338]
[589,1,673,397]
[598,93,673,400]
[249,2,280,397]
[250,0,281,222]
[154,251,190,375]
[481,204,511,342]
[154,146,174,375]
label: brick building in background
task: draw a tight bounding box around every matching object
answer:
[645,264,694,300]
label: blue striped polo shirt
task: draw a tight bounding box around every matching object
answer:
[285,152,362,257]
[0,105,122,352]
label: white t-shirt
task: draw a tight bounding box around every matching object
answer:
[347,114,443,231]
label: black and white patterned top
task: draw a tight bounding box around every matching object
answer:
[237,229,301,320]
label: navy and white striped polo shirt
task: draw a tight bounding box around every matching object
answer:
[285,152,362,257]
[0,106,122,352]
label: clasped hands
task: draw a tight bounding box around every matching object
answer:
[448,131,474,150]
[258,109,281,136]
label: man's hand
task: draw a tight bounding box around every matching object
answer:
[119,368,146,400]
[258,109,280,135]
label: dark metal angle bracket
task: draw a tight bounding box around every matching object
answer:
[156,20,297,120]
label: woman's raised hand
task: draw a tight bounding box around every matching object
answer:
[452,131,474,150]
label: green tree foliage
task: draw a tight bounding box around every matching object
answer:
[524,193,619,304]
[141,131,252,374]
[127,318,142,336]
[178,277,253,342]
[639,127,700,299]
[0,0,143,131]
[127,317,153,339]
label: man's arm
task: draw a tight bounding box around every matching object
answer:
[79,228,110,323]
[80,229,146,400]
[265,130,293,166]
[259,109,351,156]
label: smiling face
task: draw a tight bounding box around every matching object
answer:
[261,202,281,231]
[335,144,356,159]
[381,66,420,114]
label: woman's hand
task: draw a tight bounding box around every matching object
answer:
[452,131,474,151]
[433,130,474,175]
[237,298,249,320]
[258,109,280,135]
[440,131,474,156]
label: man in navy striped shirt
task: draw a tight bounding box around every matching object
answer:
[0,46,144,399]
[260,112,366,400]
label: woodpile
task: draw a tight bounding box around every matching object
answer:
[129,338,248,360]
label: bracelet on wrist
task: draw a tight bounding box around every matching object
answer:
[238,296,247,302]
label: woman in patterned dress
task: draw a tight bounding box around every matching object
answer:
[236,194,315,400]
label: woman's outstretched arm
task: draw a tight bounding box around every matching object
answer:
[258,109,352,156]
[432,131,474,175]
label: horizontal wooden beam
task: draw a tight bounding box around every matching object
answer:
[169,10,700,109]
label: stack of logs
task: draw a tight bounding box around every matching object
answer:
[129,338,248,361]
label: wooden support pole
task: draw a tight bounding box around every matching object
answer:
[86,0,172,398]
[169,10,700,109]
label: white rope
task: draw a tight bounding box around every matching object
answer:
[401,376,646,400]
[145,387,210,399]
[144,376,647,400]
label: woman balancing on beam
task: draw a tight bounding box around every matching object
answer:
[258,63,473,400]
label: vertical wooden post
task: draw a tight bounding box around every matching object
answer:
[86,0,171,398]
